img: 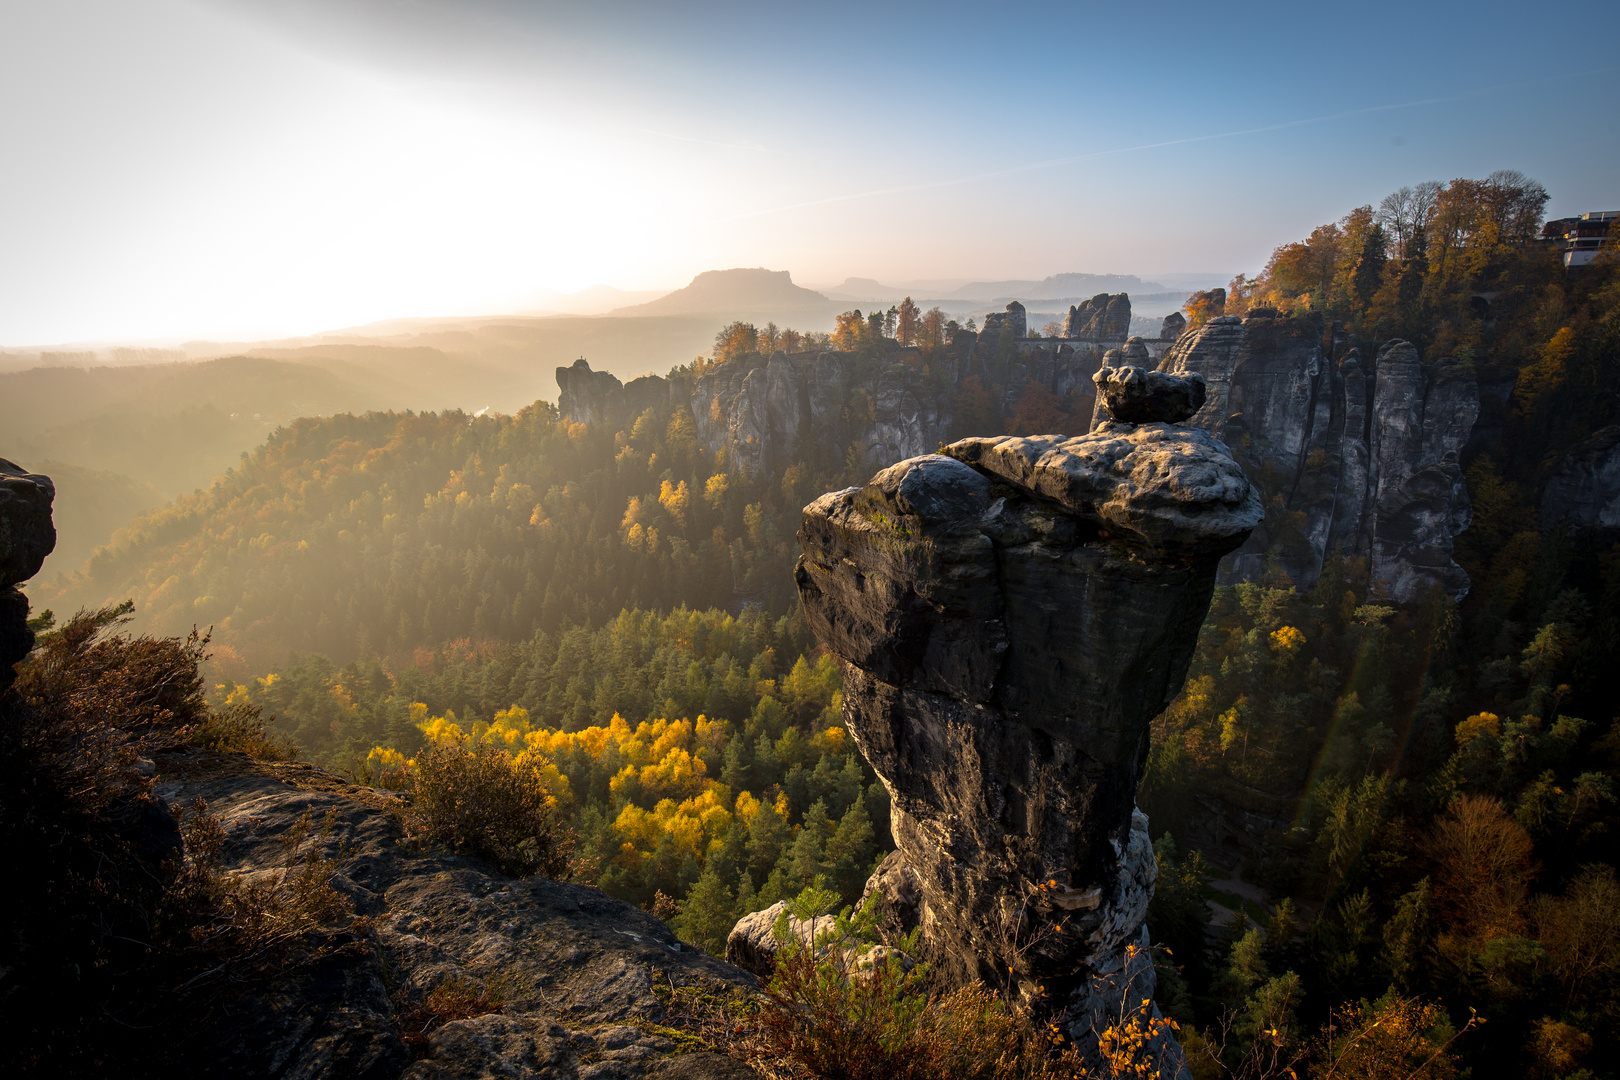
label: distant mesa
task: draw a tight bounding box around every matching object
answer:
[610,268,832,316]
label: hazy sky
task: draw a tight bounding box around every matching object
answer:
[3,0,1617,344]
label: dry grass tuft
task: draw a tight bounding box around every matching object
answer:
[396,975,509,1055]
[728,884,1089,1080]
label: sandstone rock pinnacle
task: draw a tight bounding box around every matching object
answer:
[791,418,1258,1072]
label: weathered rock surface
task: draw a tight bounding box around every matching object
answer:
[1541,425,1620,533]
[557,359,676,431]
[982,300,1029,341]
[1155,314,1479,601]
[1063,293,1133,341]
[724,902,808,978]
[1092,365,1207,425]
[859,850,926,945]
[722,901,910,982]
[0,459,55,586]
[0,458,54,687]
[151,752,761,1080]
[1160,312,1187,341]
[557,335,1164,483]
[554,305,1475,601]
[791,422,1258,1072]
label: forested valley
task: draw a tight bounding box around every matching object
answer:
[26,172,1620,1078]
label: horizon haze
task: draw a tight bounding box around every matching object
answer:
[3,0,1616,345]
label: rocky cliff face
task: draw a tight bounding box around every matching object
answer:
[1541,425,1620,533]
[1155,313,1479,602]
[556,358,679,431]
[1062,293,1132,341]
[790,373,1260,1071]
[556,305,1480,602]
[556,323,1155,477]
[0,458,55,688]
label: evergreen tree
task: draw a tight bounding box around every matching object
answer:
[789,799,832,888]
[672,864,736,956]
[825,797,875,900]
[720,733,747,792]
[1352,223,1387,309]
[747,802,789,881]
[1397,225,1428,309]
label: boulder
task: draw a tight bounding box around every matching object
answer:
[724,901,812,978]
[0,459,55,587]
[792,425,1257,1074]
[722,901,901,982]
[859,850,925,945]
[0,459,54,688]
[1092,365,1206,425]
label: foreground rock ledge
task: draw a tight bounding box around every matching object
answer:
[152,752,762,1080]
[792,420,1260,1066]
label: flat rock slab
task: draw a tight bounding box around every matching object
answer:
[154,749,762,1080]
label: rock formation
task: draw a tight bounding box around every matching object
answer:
[555,303,1479,601]
[1092,365,1206,425]
[141,751,762,1079]
[1541,425,1620,533]
[1160,312,1186,341]
[1154,312,1479,601]
[1063,293,1133,341]
[0,458,55,688]
[790,373,1260,1071]
[556,358,676,431]
[981,300,1028,341]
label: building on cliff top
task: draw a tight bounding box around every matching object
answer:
[1541,210,1618,269]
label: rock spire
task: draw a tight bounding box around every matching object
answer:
[790,369,1258,1072]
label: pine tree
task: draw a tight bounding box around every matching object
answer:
[826,797,876,900]
[1352,223,1387,310]
[673,865,736,956]
[833,754,865,818]
[721,733,747,792]
[1398,226,1429,309]
[748,801,789,880]
[751,731,779,791]
[789,799,832,888]
[735,870,758,917]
